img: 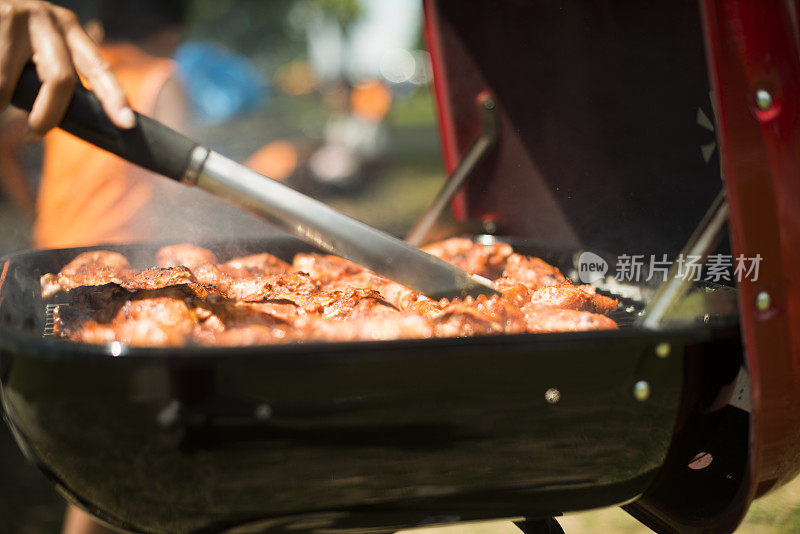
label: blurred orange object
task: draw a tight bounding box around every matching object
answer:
[275,60,317,97]
[34,44,176,249]
[350,80,392,122]
[245,141,299,181]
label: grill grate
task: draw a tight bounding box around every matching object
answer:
[43,303,58,336]
[608,303,643,329]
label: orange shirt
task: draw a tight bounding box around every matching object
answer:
[34,44,176,248]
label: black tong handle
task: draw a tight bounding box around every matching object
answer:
[11,62,199,181]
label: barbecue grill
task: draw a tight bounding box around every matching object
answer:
[1,1,799,533]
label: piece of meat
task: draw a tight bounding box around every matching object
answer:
[241,301,303,323]
[68,291,199,347]
[191,298,297,346]
[574,285,619,315]
[319,288,395,319]
[193,263,269,296]
[502,253,567,290]
[490,279,532,307]
[407,296,446,319]
[52,302,108,339]
[302,313,434,342]
[346,297,401,319]
[51,250,132,294]
[194,265,318,304]
[521,304,618,332]
[40,273,62,300]
[529,285,619,315]
[67,321,116,344]
[257,273,322,310]
[422,237,514,279]
[474,295,528,334]
[57,265,132,293]
[112,292,196,346]
[60,250,130,274]
[433,294,527,337]
[292,253,364,284]
[225,275,275,302]
[195,324,294,346]
[193,263,233,292]
[65,284,128,320]
[156,244,218,269]
[324,272,418,310]
[119,266,197,291]
[207,300,286,328]
[112,318,190,347]
[225,253,291,275]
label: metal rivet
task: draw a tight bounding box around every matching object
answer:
[756,291,771,311]
[109,340,123,357]
[254,403,273,421]
[688,451,714,470]
[655,342,671,358]
[544,388,561,404]
[756,89,773,110]
[633,381,651,402]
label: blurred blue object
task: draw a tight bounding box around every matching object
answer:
[175,42,268,124]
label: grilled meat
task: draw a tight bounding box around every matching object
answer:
[119,266,196,291]
[422,237,513,279]
[501,253,568,290]
[156,243,218,269]
[529,284,619,314]
[302,313,434,342]
[324,272,418,310]
[225,252,291,275]
[292,253,365,283]
[521,304,619,333]
[47,250,132,297]
[42,240,619,347]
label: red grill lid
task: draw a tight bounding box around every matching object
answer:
[702,0,800,513]
[426,0,800,530]
[425,0,722,258]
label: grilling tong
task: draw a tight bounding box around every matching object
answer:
[11,64,498,300]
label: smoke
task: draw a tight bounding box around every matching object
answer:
[146,171,286,247]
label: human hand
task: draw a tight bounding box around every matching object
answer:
[0,0,135,141]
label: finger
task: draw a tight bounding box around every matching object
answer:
[26,5,76,136]
[52,6,135,129]
[0,3,33,111]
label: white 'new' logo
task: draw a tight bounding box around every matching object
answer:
[577,251,608,284]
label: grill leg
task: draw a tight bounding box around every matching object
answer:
[514,517,565,534]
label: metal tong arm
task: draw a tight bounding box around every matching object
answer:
[11,63,500,300]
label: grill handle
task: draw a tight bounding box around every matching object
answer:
[10,62,199,182]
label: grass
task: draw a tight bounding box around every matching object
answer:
[394,477,800,533]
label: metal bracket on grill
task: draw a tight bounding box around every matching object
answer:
[514,517,565,533]
[406,93,499,246]
[638,190,730,328]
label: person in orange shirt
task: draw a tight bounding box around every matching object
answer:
[34,1,189,249]
[43,3,189,533]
